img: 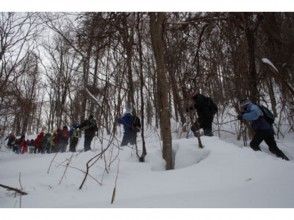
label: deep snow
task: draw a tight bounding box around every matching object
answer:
[1,130,294,208]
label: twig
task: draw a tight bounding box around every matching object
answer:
[111,159,120,204]
[214,129,237,135]
[66,165,102,186]
[58,153,74,185]
[79,134,116,190]
[18,172,23,208]
[47,152,59,174]
[0,184,28,196]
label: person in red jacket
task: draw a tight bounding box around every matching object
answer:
[14,134,27,154]
[34,129,45,153]
[57,126,69,152]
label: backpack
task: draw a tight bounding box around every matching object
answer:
[206,97,218,115]
[132,116,141,133]
[257,104,275,124]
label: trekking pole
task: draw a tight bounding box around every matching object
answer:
[190,117,204,149]
[240,120,247,146]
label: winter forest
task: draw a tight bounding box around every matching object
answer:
[1,12,294,208]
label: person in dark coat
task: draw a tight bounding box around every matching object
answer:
[42,132,52,153]
[69,123,79,152]
[79,115,98,151]
[117,105,139,147]
[238,99,289,161]
[5,133,16,149]
[186,93,218,136]
[28,139,35,153]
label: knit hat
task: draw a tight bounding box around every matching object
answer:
[239,98,251,107]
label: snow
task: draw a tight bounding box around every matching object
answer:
[262,58,279,73]
[1,131,294,208]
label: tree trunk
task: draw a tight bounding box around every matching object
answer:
[137,13,147,161]
[244,14,259,103]
[150,12,173,170]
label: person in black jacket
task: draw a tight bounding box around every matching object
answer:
[186,93,218,136]
[79,115,98,151]
[5,133,16,149]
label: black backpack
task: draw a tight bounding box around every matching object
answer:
[207,97,218,115]
[257,104,275,124]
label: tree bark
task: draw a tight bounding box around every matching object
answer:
[150,12,173,170]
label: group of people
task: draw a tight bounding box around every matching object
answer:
[5,115,98,154]
[3,92,290,161]
[186,93,289,161]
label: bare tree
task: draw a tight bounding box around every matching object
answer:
[150,12,173,170]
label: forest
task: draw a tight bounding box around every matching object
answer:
[1,12,294,170]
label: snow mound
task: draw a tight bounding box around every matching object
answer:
[174,143,209,169]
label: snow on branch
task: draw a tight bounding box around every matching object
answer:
[262,58,279,73]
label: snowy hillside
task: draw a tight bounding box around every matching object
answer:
[1,133,294,208]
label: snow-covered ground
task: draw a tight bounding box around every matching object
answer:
[1,128,294,208]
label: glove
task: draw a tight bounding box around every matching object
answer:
[237,114,243,120]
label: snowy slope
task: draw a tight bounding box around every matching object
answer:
[1,135,294,208]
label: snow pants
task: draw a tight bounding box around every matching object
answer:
[193,114,214,136]
[84,135,94,151]
[58,142,68,153]
[70,137,78,152]
[121,131,137,147]
[250,130,289,161]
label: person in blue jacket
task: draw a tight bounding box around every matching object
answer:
[117,105,138,147]
[238,99,289,161]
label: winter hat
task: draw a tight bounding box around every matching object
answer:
[239,98,251,107]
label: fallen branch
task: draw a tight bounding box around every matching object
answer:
[79,134,116,190]
[111,159,120,204]
[0,184,28,196]
[58,154,74,185]
[18,172,23,208]
[47,152,59,174]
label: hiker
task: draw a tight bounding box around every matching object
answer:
[69,123,79,152]
[42,132,52,153]
[19,135,28,154]
[51,128,60,153]
[186,93,218,136]
[78,115,98,151]
[14,134,27,154]
[5,133,16,149]
[117,105,141,147]
[28,139,35,153]
[34,129,45,153]
[237,99,289,161]
[58,126,69,153]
